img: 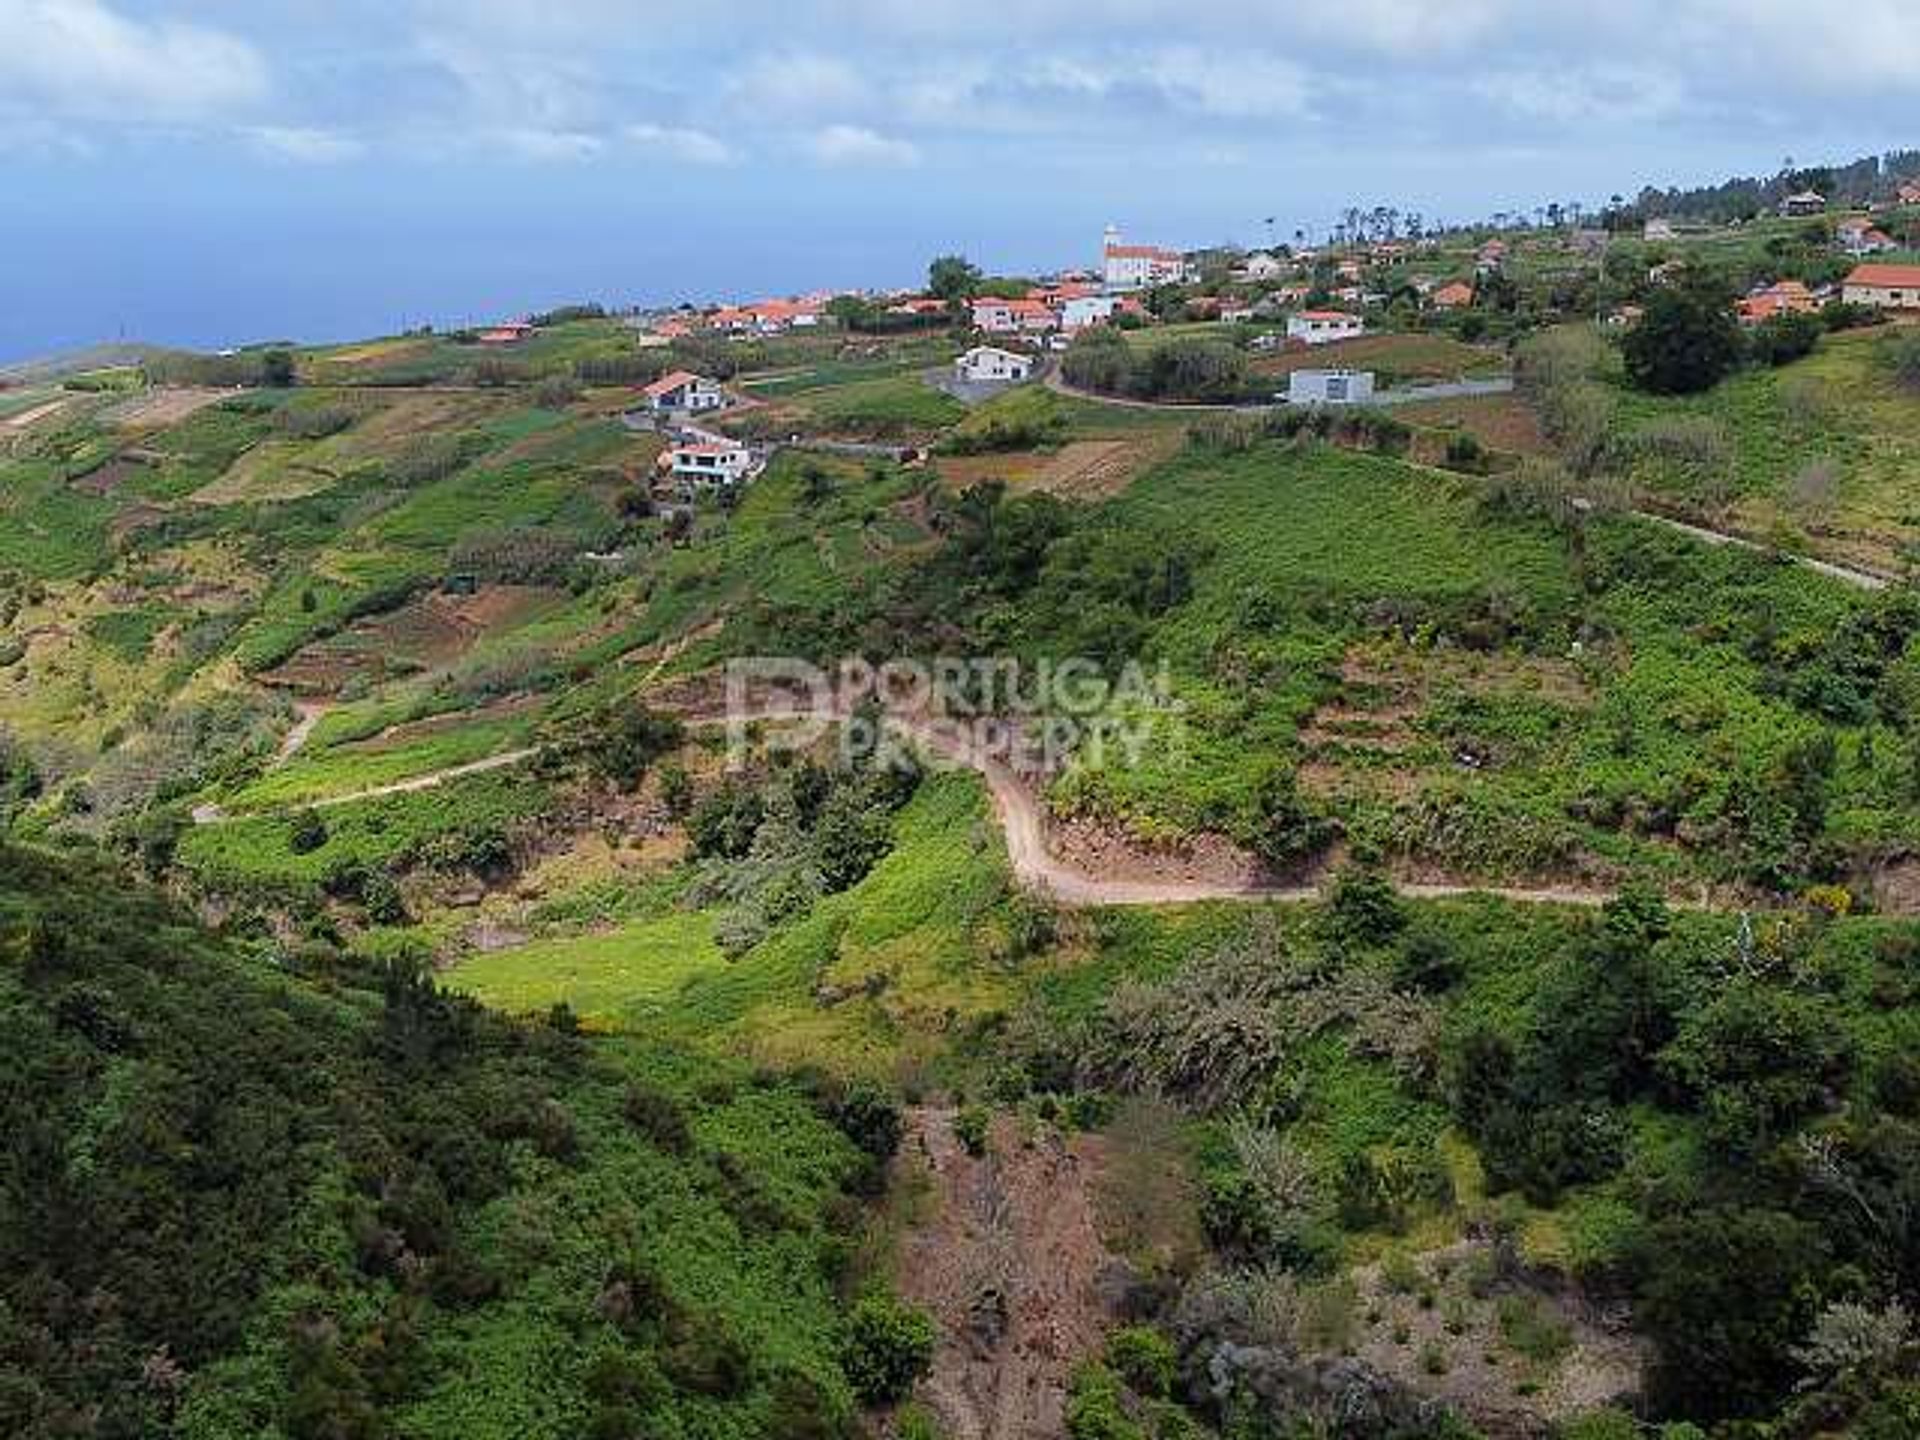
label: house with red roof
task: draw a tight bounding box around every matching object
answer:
[1736,280,1819,324]
[1843,263,1920,311]
[641,370,725,413]
[1430,282,1475,310]
[477,321,534,345]
[971,297,1057,334]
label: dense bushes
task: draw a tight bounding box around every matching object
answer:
[1062,329,1253,403]
[0,841,883,1437]
[684,756,921,956]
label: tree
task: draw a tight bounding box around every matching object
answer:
[1621,269,1743,394]
[260,349,297,387]
[927,254,982,304]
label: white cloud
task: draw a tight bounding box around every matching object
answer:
[1471,65,1684,127]
[623,122,736,165]
[804,123,919,167]
[1135,47,1312,119]
[246,125,365,163]
[494,126,604,162]
[728,51,864,117]
[0,0,268,118]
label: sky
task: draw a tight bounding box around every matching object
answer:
[2,0,1917,361]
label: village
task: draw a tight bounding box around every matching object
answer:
[469,177,1920,504]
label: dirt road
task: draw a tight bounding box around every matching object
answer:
[185,702,1679,910]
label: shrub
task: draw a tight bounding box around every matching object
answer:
[1443,431,1490,474]
[288,808,328,855]
[1104,1325,1177,1399]
[272,404,355,439]
[1064,1366,1145,1440]
[1747,311,1822,368]
[1882,329,1920,392]
[953,1105,990,1157]
[840,1296,935,1404]
[622,1082,692,1153]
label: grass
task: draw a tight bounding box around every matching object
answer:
[799,374,965,437]
[176,769,552,893]
[445,911,729,1024]
[1605,327,1920,572]
[1250,333,1508,383]
[222,709,537,809]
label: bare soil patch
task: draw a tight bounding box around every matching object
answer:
[264,585,564,693]
[69,455,153,496]
[1348,1241,1644,1435]
[1400,394,1551,459]
[1,397,70,431]
[894,1108,1126,1440]
[1868,858,1920,916]
[101,387,234,429]
[937,435,1180,500]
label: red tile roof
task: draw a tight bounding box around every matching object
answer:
[642,369,707,398]
[1846,263,1920,289]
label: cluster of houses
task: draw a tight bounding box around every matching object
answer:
[632,369,762,495]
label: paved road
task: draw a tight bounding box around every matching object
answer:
[1046,371,1516,411]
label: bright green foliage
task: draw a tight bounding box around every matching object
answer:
[839,1296,935,1404]
[1104,1326,1178,1400]
[0,841,874,1439]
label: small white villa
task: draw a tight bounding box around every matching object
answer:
[1286,368,1376,406]
[953,345,1033,383]
[1285,311,1365,345]
[668,438,754,490]
[641,370,725,413]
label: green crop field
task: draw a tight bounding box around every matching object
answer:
[446,910,729,1023]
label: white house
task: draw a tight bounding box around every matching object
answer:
[1842,263,1920,312]
[1285,311,1365,345]
[953,346,1033,383]
[1238,252,1287,281]
[668,438,754,490]
[1059,295,1120,330]
[1780,190,1827,217]
[641,370,725,413]
[1102,225,1196,290]
[1643,218,1677,241]
[1286,369,1376,405]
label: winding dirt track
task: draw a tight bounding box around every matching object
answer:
[190,705,1631,908]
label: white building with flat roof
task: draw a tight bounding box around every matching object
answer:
[1286,369,1376,405]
